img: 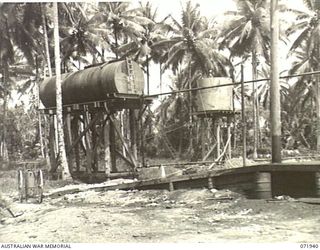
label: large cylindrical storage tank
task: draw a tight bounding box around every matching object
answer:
[195,77,233,113]
[39,60,144,108]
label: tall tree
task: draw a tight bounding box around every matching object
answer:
[286,0,320,150]
[0,4,16,161]
[98,2,152,59]
[219,0,271,158]
[152,1,230,156]
[117,2,167,94]
[59,3,110,69]
[53,2,71,180]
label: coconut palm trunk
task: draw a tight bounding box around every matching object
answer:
[53,2,71,180]
[41,3,52,78]
[0,65,9,162]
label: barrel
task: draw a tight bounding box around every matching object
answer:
[254,172,272,199]
[195,77,233,113]
[39,60,144,108]
[315,172,320,197]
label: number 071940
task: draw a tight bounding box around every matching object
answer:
[300,244,319,248]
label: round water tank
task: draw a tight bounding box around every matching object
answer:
[39,60,144,108]
[195,77,233,113]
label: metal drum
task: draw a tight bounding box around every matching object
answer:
[315,172,320,197]
[254,172,272,199]
[39,60,145,108]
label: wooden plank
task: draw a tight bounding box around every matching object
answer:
[44,162,320,199]
[297,198,320,204]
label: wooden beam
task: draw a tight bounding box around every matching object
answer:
[49,115,57,173]
[83,109,93,174]
[129,109,138,160]
[104,118,111,175]
[66,111,103,155]
[109,115,138,170]
[65,108,73,172]
[104,104,138,170]
[71,114,81,172]
[227,117,232,159]
[109,118,117,172]
[115,150,135,168]
[201,119,206,160]
[202,143,217,161]
[216,120,221,158]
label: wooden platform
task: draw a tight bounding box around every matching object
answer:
[45,162,320,199]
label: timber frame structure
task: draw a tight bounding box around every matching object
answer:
[194,110,239,163]
[40,93,154,180]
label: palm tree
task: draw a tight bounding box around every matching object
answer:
[143,1,231,157]
[116,2,170,94]
[53,2,71,180]
[286,0,320,150]
[59,3,110,69]
[97,2,153,59]
[219,0,271,158]
[0,4,18,161]
[0,3,47,162]
[154,2,227,76]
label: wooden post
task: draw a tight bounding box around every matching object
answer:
[201,119,206,159]
[110,116,117,173]
[65,107,73,172]
[168,182,174,192]
[140,112,145,167]
[104,118,111,175]
[83,107,92,174]
[216,119,221,159]
[49,114,57,172]
[91,112,99,173]
[270,0,282,163]
[71,114,80,172]
[208,177,213,189]
[241,65,247,167]
[120,111,126,157]
[227,116,232,159]
[129,109,138,161]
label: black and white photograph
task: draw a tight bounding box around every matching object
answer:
[0,0,320,246]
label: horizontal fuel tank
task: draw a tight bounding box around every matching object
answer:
[40,60,144,108]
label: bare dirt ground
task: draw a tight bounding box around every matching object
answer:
[1,170,320,243]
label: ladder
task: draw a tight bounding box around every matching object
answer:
[126,57,135,94]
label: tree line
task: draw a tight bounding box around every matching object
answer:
[0,0,319,169]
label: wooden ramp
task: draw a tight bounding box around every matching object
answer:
[45,162,320,199]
